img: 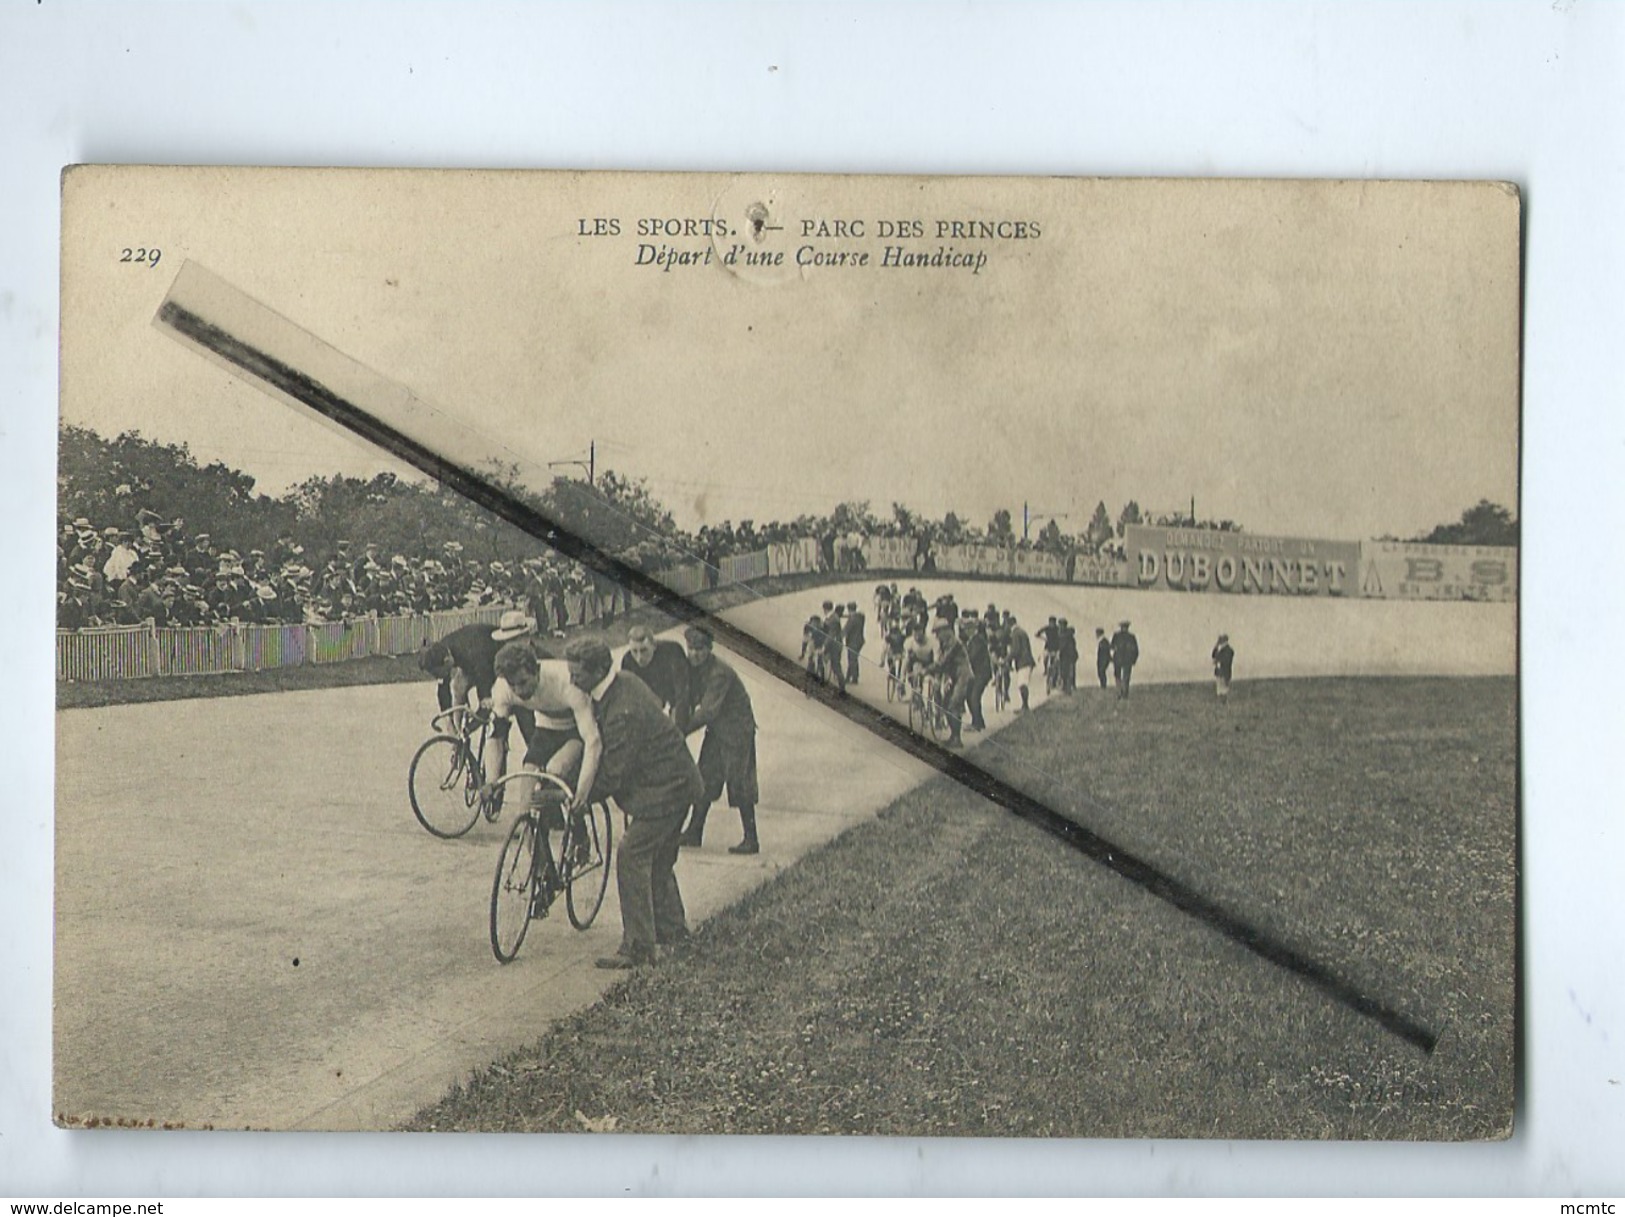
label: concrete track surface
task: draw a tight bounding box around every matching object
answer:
[54,580,1513,1130]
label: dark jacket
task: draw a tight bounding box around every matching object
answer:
[1112,629,1139,669]
[967,631,992,681]
[618,638,692,733]
[419,622,504,696]
[929,636,974,685]
[843,610,867,648]
[591,671,704,817]
[688,653,758,739]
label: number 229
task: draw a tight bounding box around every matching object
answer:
[120,247,162,267]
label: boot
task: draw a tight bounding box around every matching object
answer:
[729,805,760,855]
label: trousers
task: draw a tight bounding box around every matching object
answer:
[615,807,687,958]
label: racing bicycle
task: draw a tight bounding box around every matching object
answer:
[906,670,953,743]
[884,650,907,702]
[992,655,1012,713]
[488,769,614,963]
[408,706,495,839]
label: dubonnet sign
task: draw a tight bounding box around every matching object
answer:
[1124,525,1359,597]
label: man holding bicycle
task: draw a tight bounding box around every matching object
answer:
[564,638,704,970]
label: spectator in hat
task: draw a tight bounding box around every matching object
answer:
[842,601,867,685]
[819,601,846,692]
[1111,620,1140,701]
[963,615,992,731]
[1212,633,1235,702]
[1057,618,1079,694]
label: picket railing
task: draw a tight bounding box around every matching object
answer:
[57,543,1135,682]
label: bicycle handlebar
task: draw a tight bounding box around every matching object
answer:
[483,768,576,801]
[430,706,491,734]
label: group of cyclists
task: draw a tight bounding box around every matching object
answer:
[832,582,1132,747]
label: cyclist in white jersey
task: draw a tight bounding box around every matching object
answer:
[485,641,603,816]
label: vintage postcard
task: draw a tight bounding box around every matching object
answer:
[56,168,1519,1137]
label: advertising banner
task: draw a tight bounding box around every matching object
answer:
[1358,541,1517,602]
[767,537,820,578]
[1124,524,1359,596]
[1011,549,1068,582]
[937,544,1013,578]
[1071,554,1128,587]
[863,535,917,572]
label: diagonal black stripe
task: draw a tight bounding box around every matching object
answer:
[156,295,1439,1054]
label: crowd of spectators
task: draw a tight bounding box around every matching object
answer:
[56,508,660,632]
[57,499,1228,632]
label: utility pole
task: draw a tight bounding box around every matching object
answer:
[548,439,595,486]
[1023,501,1070,542]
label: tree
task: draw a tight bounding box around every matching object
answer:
[1036,517,1067,555]
[831,500,877,533]
[940,511,964,545]
[986,508,1015,547]
[1086,500,1113,547]
[891,502,917,534]
[1116,500,1142,536]
[1415,500,1518,546]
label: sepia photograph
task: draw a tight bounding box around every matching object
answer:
[53,167,1519,1139]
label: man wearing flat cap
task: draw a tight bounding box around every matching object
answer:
[1111,620,1140,701]
[565,637,704,970]
[680,625,761,854]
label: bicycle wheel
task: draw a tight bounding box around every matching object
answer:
[409,735,483,839]
[564,801,614,930]
[490,813,541,963]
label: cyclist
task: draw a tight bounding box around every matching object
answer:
[419,609,535,717]
[483,641,603,833]
[882,614,908,692]
[418,610,537,803]
[904,619,936,683]
[986,610,1011,707]
[873,583,894,628]
[1037,615,1061,690]
[799,612,826,690]
[926,617,973,748]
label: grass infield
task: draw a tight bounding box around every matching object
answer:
[405,675,1516,1139]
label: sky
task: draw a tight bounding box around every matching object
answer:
[61,169,1520,545]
